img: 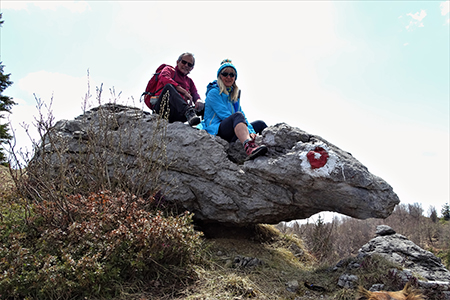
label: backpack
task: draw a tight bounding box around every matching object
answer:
[141,64,174,110]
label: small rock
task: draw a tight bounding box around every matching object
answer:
[376,225,396,236]
[286,280,299,293]
[233,256,263,268]
[337,274,358,289]
[369,284,385,291]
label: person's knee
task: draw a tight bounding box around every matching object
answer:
[234,111,244,118]
[163,84,177,93]
[161,84,184,106]
[232,112,246,124]
[252,120,268,134]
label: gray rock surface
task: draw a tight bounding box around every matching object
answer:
[337,274,358,289]
[358,233,450,283]
[375,224,397,236]
[32,104,400,226]
[358,226,450,283]
[233,256,264,268]
[335,225,449,297]
[356,225,450,294]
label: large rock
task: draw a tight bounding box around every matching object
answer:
[32,104,400,226]
[358,225,450,283]
[335,225,450,298]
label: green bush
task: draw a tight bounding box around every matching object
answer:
[0,190,204,299]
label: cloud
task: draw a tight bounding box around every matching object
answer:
[441,1,450,24]
[17,71,91,120]
[441,1,450,16]
[407,9,427,21]
[8,71,110,162]
[1,1,28,10]
[8,70,136,164]
[1,1,90,12]
[405,9,427,30]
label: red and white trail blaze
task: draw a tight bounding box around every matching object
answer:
[299,142,340,177]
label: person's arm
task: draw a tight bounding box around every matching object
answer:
[159,66,178,87]
[159,67,192,102]
[206,89,232,121]
[176,85,192,102]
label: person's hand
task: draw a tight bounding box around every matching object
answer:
[183,90,193,103]
[176,86,192,100]
[184,91,192,101]
[250,133,257,140]
[195,100,204,111]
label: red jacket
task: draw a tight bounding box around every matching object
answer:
[155,65,200,104]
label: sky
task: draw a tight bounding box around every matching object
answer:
[1,1,449,221]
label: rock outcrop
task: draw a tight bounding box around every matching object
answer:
[336,225,450,298]
[358,225,450,284]
[32,104,400,226]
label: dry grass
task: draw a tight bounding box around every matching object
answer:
[180,233,315,299]
[116,225,338,300]
[0,167,382,300]
[1,166,433,300]
[2,163,445,300]
[0,165,15,199]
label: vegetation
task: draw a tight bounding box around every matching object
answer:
[280,202,450,271]
[0,190,203,299]
[442,202,450,221]
[0,86,449,299]
[0,14,17,166]
[1,89,207,299]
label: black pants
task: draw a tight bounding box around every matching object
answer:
[153,84,190,123]
[217,112,267,143]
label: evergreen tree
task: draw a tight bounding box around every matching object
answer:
[442,203,450,221]
[0,14,17,165]
[429,206,438,223]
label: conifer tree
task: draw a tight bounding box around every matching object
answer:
[0,14,17,165]
[442,203,450,221]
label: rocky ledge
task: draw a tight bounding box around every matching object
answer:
[32,104,400,226]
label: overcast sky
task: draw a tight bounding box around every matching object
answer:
[1,1,449,220]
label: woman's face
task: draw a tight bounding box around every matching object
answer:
[219,67,236,88]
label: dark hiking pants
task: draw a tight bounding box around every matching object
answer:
[218,112,267,143]
[153,84,190,123]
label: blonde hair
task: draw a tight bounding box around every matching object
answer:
[217,68,240,102]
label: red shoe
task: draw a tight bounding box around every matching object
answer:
[244,140,268,160]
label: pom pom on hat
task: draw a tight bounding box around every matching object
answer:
[217,59,238,79]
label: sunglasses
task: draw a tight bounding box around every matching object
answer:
[220,72,235,78]
[181,59,194,68]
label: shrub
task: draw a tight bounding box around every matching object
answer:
[0,85,206,299]
[0,190,204,299]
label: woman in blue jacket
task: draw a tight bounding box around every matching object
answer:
[198,59,267,160]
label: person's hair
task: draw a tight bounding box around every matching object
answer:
[217,67,239,102]
[177,52,195,66]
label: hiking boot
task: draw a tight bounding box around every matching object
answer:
[185,108,200,126]
[244,140,268,160]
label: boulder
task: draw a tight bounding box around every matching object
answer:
[32,104,400,226]
[358,225,450,283]
[375,224,397,236]
[335,225,450,297]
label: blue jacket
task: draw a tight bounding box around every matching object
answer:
[197,81,255,135]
